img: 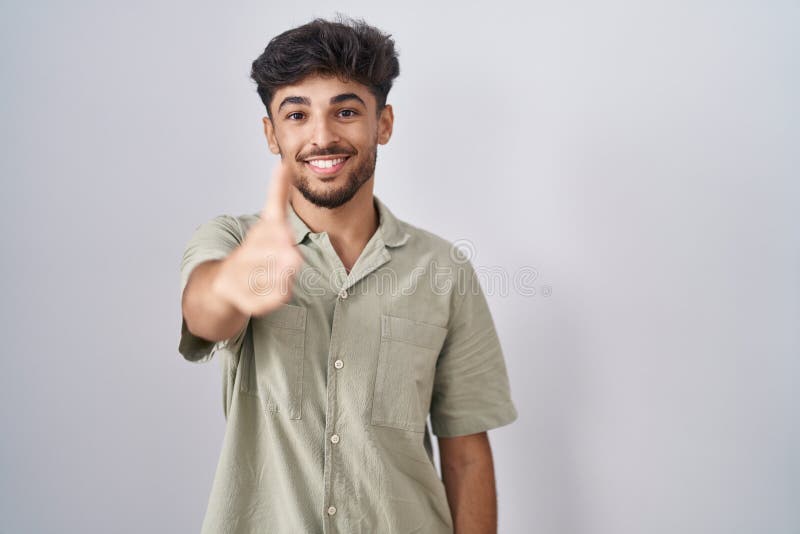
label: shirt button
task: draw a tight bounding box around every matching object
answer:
[334,359,343,369]
[327,505,337,516]
[330,434,340,444]
[338,288,348,299]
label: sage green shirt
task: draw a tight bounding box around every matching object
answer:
[178,195,518,534]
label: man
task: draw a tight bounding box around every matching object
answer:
[179,16,518,534]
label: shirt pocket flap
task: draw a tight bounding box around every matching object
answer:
[380,314,448,351]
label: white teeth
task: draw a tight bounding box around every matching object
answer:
[309,157,345,169]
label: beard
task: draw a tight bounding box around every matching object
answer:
[292,142,378,209]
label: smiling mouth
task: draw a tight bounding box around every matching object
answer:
[304,156,350,176]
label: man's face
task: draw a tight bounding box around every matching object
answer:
[263,73,394,209]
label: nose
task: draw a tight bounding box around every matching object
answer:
[309,115,340,147]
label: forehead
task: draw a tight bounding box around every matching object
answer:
[271,73,375,112]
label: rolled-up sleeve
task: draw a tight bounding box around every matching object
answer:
[429,259,519,437]
[178,214,247,363]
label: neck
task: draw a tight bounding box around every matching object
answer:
[289,180,379,271]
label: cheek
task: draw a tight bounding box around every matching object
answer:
[273,133,302,156]
[352,128,379,148]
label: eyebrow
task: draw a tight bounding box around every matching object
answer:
[277,93,367,112]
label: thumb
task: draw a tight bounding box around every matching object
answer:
[261,160,292,222]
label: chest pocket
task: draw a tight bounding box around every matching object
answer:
[370,314,449,433]
[244,303,308,420]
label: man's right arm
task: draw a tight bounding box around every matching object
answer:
[182,259,249,343]
[179,160,301,351]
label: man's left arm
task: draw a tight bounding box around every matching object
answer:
[430,257,518,531]
[438,431,497,534]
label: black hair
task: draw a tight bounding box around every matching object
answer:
[251,14,400,119]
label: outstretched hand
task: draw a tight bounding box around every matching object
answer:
[212,161,304,316]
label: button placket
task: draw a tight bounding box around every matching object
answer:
[319,238,392,529]
[323,294,348,528]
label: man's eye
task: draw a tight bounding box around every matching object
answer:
[339,109,358,118]
[287,112,304,120]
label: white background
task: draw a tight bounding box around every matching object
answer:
[1,1,797,533]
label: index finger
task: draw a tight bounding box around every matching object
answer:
[261,160,292,222]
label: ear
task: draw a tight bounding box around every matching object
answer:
[377,104,394,145]
[262,116,281,155]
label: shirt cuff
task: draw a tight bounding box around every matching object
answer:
[431,401,519,438]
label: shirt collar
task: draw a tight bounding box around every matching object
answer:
[287,194,410,248]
